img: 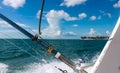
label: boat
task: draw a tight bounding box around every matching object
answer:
[90,16,120,73]
[0,0,120,72]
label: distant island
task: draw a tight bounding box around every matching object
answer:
[80,28,110,40]
[80,36,109,40]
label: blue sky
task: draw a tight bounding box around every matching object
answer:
[0,0,120,39]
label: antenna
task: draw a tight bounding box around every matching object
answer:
[38,0,45,35]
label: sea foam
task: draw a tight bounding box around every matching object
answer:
[0,63,8,73]
[14,60,95,73]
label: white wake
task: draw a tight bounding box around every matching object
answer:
[0,63,8,73]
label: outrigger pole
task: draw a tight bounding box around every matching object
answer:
[0,13,78,72]
[38,0,44,35]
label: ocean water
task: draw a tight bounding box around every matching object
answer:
[0,39,107,73]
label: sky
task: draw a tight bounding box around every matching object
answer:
[0,0,120,39]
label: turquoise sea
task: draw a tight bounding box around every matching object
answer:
[0,39,107,73]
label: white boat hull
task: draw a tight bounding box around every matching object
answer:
[91,16,120,73]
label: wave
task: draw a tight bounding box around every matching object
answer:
[0,52,100,73]
[9,53,100,73]
[13,61,94,73]
[0,63,8,73]
[0,40,105,73]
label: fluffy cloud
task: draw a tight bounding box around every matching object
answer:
[0,20,30,38]
[41,10,78,38]
[0,29,29,38]
[36,10,47,19]
[64,31,77,36]
[2,0,26,9]
[90,15,102,21]
[78,13,87,19]
[67,32,76,36]
[0,20,11,28]
[107,13,112,18]
[0,30,16,38]
[73,24,78,27]
[99,10,112,18]
[0,20,29,28]
[60,0,87,7]
[98,16,101,20]
[45,10,78,21]
[36,10,41,19]
[106,30,111,36]
[113,0,120,8]
[89,28,96,37]
[90,16,96,21]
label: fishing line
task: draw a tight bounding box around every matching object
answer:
[14,14,47,46]
[9,6,50,50]
[2,29,64,71]
[13,29,42,56]
[1,14,49,60]
[14,15,36,35]
[11,16,43,56]
[2,38,40,61]
[14,28,50,59]
[0,32,55,72]
[0,32,40,61]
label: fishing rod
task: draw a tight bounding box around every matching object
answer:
[0,0,85,73]
[0,12,77,72]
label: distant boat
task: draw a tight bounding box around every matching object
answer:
[90,16,120,73]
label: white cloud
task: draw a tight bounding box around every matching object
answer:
[68,32,76,35]
[78,13,87,19]
[0,20,30,38]
[73,24,78,27]
[99,10,112,18]
[89,28,96,37]
[0,20,12,28]
[2,0,26,9]
[106,30,111,36]
[90,16,96,21]
[17,22,29,28]
[41,10,78,38]
[0,20,29,28]
[36,10,41,19]
[36,10,47,19]
[98,16,101,20]
[60,0,87,7]
[113,0,120,8]
[45,10,78,21]
[0,29,29,38]
[107,13,112,18]
[64,31,77,36]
